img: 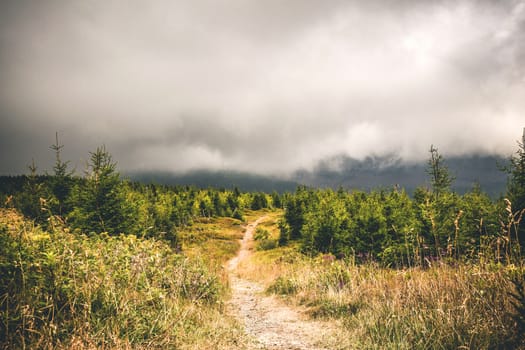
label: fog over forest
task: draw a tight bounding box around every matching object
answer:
[1,0,524,178]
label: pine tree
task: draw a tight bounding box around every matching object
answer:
[427,145,454,199]
[69,146,131,235]
[18,159,48,223]
[425,146,457,258]
[49,132,73,217]
[250,192,268,210]
[271,191,282,209]
[505,128,525,250]
[284,187,308,240]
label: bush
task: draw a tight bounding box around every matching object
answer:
[268,276,298,295]
[254,227,270,241]
[0,209,230,349]
[256,239,278,251]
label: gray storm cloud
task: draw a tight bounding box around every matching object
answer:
[0,0,524,175]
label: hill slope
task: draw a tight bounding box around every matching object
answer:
[128,154,508,196]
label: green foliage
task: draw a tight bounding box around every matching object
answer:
[1,140,250,249]
[267,276,298,295]
[283,186,310,241]
[282,188,416,264]
[505,128,525,251]
[69,146,133,235]
[256,239,278,251]
[278,147,520,267]
[301,189,351,256]
[254,227,270,241]
[271,191,283,209]
[250,192,270,210]
[0,209,231,349]
[427,145,454,199]
[458,185,499,259]
[16,160,50,225]
[278,218,290,246]
[48,133,74,217]
[281,184,507,266]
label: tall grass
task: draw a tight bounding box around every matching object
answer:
[0,209,246,349]
[264,253,522,349]
[178,216,245,276]
[230,208,525,349]
[244,212,523,348]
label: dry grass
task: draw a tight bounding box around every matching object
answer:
[4,207,522,349]
[236,244,301,285]
[262,254,522,349]
[243,208,276,223]
[0,209,248,349]
[236,211,523,349]
[255,210,282,239]
[235,210,290,284]
[179,216,245,268]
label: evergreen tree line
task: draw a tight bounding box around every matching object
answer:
[279,137,525,267]
[0,137,276,245]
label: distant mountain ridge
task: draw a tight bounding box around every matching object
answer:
[127,170,298,193]
[127,154,508,197]
[294,154,508,197]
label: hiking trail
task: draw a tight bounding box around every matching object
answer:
[227,216,338,350]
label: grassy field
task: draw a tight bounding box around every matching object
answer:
[2,208,524,349]
[239,212,525,350]
[0,209,249,349]
[179,216,245,266]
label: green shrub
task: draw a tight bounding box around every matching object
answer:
[256,239,278,251]
[309,298,362,319]
[254,227,270,241]
[316,262,353,291]
[0,209,234,349]
[267,276,298,295]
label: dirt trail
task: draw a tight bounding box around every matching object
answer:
[227,217,337,350]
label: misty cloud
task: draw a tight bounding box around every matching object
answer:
[0,0,524,175]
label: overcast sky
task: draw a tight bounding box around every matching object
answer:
[1,0,524,176]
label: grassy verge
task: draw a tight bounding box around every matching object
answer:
[5,207,522,349]
[240,212,525,349]
[269,259,523,349]
[179,216,245,268]
[242,208,276,223]
[0,209,247,349]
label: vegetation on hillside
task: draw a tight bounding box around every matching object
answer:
[279,144,524,268]
[265,254,523,349]
[0,209,249,349]
[0,139,275,349]
[243,137,525,349]
[1,131,524,349]
[0,138,276,242]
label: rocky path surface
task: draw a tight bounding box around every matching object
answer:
[227,217,336,350]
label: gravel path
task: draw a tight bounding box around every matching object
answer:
[227,217,336,350]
